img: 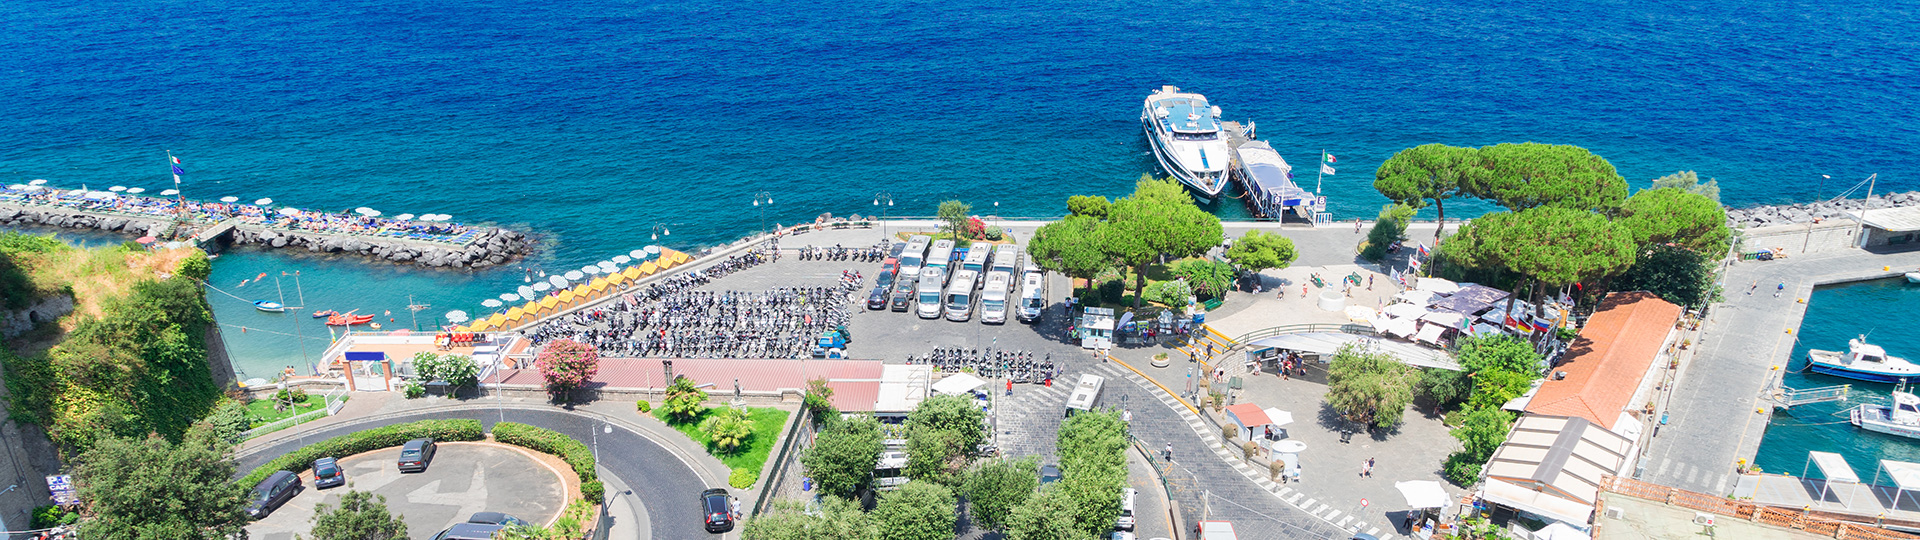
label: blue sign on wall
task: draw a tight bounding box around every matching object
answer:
[343,351,388,362]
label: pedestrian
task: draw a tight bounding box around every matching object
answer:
[1165,442,1175,462]
[1207,342,1215,358]
[1006,379,1013,396]
[1747,280,1758,295]
[1123,409,1133,424]
[1280,360,1290,380]
[1363,457,1374,478]
[1368,274,1374,290]
[1356,219,1363,233]
[1264,425,1273,440]
[1302,284,1308,297]
[731,496,741,520]
[1775,282,1786,298]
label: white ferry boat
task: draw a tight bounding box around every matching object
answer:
[1141,85,1231,202]
[1852,388,1920,440]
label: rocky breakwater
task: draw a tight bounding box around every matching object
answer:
[0,206,172,238]
[1724,191,1920,229]
[225,227,530,269]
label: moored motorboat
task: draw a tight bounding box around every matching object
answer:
[1852,387,1920,440]
[253,300,284,313]
[1141,85,1232,202]
[312,309,337,318]
[1906,272,1920,284]
[1808,336,1920,383]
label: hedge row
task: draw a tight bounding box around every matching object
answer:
[491,422,604,501]
[236,419,485,488]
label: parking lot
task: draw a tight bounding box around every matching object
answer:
[245,442,570,539]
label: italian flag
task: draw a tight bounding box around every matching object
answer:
[1325,154,1337,164]
[171,156,181,164]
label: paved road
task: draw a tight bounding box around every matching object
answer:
[235,406,717,540]
[247,443,568,539]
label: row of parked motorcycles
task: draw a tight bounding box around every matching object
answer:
[797,241,889,262]
[905,347,1059,384]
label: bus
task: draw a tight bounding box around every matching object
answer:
[960,245,990,277]
[924,239,956,276]
[1016,271,1046,323]
[980,272,1012,324]
[873,451,910,491]
[1065,373,1104,416]
[897,235,932,281]
[990,244,1020,278]
[916,267,947,319]
[944,270,979,322]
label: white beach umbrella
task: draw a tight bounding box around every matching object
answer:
[66,188,86,196]
[279,208,303,217]
[645,246,661,254]
[500,293,520,302]
[126,187,145,194]
[445,310,470,323]
[597,261,618,273]
[28,179,47,186]
[481,299,504,308]
[628,249,648,259]
[17,185,44,192]
[517,285,536,299]
[532,282,552,292]
[220,196,239,203]
[548,275,568,288]
[160,189,179,195]
[85,191,115,199]
[394,213,415,221]
[254,198,273,206]
[564,270,584,281]
[109,186,127,192]
[355,207,381,217]
[580,265,601,275]
[6,184,23,190]
[612,255,632,265]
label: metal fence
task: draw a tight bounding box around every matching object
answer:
[1599,475,1919,540]
[238,388,344,441]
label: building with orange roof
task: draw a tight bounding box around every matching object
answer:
[1523,291,1683,431]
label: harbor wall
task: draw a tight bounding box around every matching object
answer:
[0,201,532,269]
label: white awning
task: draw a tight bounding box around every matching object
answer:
[1419,311,1468,329]
[1415,323,1449,344]
[1243,333,1462,371]
[1483,478,1594,526]
[1396,480,1450,509]
[1263,407,1294,427]
[1416,277,1461,294]
[1382,302,1429,319]
[1395,289,1438,305]
[931,372,987,395]
[1810,451,1859,484]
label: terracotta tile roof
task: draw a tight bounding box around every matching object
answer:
[1524,292,1681,429]
[1224,403,1271,426]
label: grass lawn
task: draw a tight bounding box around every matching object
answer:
[245,397,328,428]
[653,406,791,473]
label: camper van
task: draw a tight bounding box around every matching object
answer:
[1016,271,1046,323]
[960,245,990,277]
[924,239,956,277]
[873,451,910,491]
[1065,373,1105,416]
[916,267,947,319]
[944,270,979,322]
[979,272,1012,324]
[990,244,1020,278]
[897,235,931,281]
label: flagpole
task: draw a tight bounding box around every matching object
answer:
[1316,149,1325,195]
[168,150,185,235]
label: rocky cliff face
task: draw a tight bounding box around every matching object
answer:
[1725,191,1920,229]
[0,294,72,339]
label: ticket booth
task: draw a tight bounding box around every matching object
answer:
[1077,307,1114,349]
[342,351,393,392]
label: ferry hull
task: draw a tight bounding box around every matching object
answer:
[1808,361,1920,384]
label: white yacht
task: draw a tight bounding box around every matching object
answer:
[1141,85,1232,202]
[1852,387,1920,440]
[1808,336,1920,383]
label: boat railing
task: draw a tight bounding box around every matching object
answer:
[1773,383,1851,408]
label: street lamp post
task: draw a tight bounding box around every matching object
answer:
[873,192,893,240]
[753,191,774,236]
[651,223,671,242]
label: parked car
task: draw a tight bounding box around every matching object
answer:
[312,456,346,489]
[702,488,735,533]
[245,470,302,519]
[398,438,437,473]
[866,285,889,310]
[467,511,531,527]
[431,523,505,540]
[1116,487,1137,530]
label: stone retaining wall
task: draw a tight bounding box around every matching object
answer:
[1726,191,1920,229]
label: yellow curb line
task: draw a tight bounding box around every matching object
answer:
[1109,357,1202,418]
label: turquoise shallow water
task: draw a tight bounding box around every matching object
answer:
[1754,278,1920,477]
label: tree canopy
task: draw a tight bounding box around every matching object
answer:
[1065,195,1110,219]
[1004,486,1091,540]
[1614,187,1732,255]
[905,394,987,486]
[1362,203,1416,263]
[1375,143,1484,247]
[74,432,249,539]
[1054,409,1129,536]
[662,376,708,423]
[800,416,884,499]
[1027,215,1111,286]
[870,482,958,540]
[743,497,877,540]
[307,490,409,540]
[1614,243,1716,308]
[534,339,599,402]
[1223,230,1298,273]
[1102,179,1223,305]
[1324,344,1417,428]
[937,201,972,242]
[1494,207,1636,287]
[960,457,1039,531]
[1454,334,1543,375]
[1471,143,1628,212]
[1650,170,1721,204]
[1445,405,1517,486]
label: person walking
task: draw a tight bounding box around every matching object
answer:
[1165,442,1175,462]
[1775,282,1786,298]
[1747,280,1759,295]
[1363,457,1375,478]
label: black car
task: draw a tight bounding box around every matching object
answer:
[467,511,531,527]
[398,438,437,473]
[889,277,918,312]
[889,242,906,259]
[431,523,505,540]
[702,488,734,533]
[1039,464,1063,486]
[866,285,889,310]
[312,457,346,489]
[245,470,302,519]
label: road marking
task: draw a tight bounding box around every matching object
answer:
[1287,493,1303,504]
[1320,508,1336,519]
[1302,498,1316,510]
[1658,458,1671,476]
[1367,527,1380,536]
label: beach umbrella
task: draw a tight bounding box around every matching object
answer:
[548,275,568,288]
[645,245,661,254]
[109,186,126,192]
[85,191,115,199]
[564,270,584,281]
[612,255,632,264]
[15,185,43,192]
[517,285,536,299]
[66,188,86,196]
[279,208,302,217]
[532,282,552,292]
[136,236,157,244]
[355,207,381,217]
[220,196,239,203]
[126,187,145,194]
[395,213,415,221]
[5,184,22,190]
[628,249,647,259]
[160,189,179,195]
[28,179,46,186]
[500,293,520,302]
[445,310,470,323]
[580,265,601,275]
[481,299,503,308]
[598,261,618,273]
[254,198,273,206]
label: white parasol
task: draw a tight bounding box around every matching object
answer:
[612,255,632,264]
[564,270,584,281]
[220,196,239,203]
[481,299,504,308]
[126,187,146,194]
[160,189,179,195]
[629,249,648,259]
[394,213,415,221]
[109,186,127,192]
[445,310,470,323]
[1395,480,1450,509]
[517,285,536,299]
[548,275,569,288]
[254,198,273,206]
[355,207,381,216]
[580,264,601,275]
[28,179,47,186]
[532,282,552,292]
[499,293,520,302]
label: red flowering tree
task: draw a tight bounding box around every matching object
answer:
[965,217,986,240]
[535,339,600,402]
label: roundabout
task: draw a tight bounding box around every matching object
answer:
[235,404,721,539]
[246,442,570,539]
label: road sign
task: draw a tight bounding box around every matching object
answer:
[1360,498,1369,508]
[47,475,76,504]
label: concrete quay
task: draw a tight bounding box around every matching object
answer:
[1642,245,1920,497]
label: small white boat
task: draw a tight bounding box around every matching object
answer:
[1853,387,1920,440]
[253,300,284,313]
[1808,336,1920,383]
[1906,272,1920,284]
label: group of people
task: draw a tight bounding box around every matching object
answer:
[0,185,475,242]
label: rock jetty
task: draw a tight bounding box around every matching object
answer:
[0,206,530,269]
[1724,191,1920,229]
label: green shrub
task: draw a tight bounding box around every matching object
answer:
[237,419,483,488]
[983,226,1004,241]
[31,505,79,529]
[403,382,425,399]
[1444,451,1484,486]
[730,467,759,489]
[581,479,605,502]
[636,400,652,413]
[492,422,597,485]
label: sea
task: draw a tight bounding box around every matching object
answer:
[2,0,1917,459]
[1753,278,1920,478]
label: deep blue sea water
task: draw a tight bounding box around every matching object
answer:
[1754,278,1920,477]
[3,0,1918,382]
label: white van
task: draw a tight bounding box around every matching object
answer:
[990,244,1020,278]
[944,270,979,322]
[898,235,932,281]
[1065,373,1104,416]
[1116,488,1137,530]
[1016,271,1046,323]
[979,272,1012,324]
[916,267,947,319]
[924,239,956,276]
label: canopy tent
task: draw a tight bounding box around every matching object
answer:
[1372,316,1420,338]
[1429,284,1512,315]
[1415,323,1449,345]
[1394,289,1438,305]
[1263,407,1294,427]
[931,372,988,395]
[1382,302,1428,319]
[1415,277,1461,294]
[1873,460,1920,510]
[1343,306,1377,323]
[1804,451,1861,508]
[1243,333,1462,371]
[1396,480,1450,509]
[1534,521,1591,540]
[1419,311,1468,329]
